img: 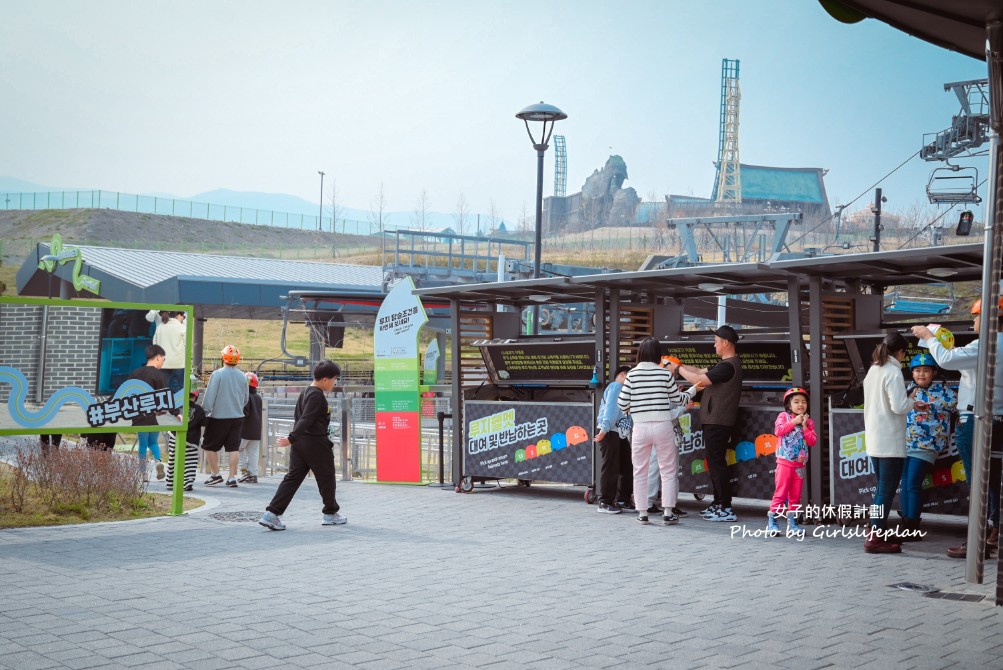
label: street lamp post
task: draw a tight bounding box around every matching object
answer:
[317,171,326,232]
[516,101,566,334]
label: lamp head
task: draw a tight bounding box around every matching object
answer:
[516,101,567,150]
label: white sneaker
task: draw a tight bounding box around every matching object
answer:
[259,511,286,531]
[155,461,165,480]
[322,513,347,526]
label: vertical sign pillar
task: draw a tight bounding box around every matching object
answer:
[374,278,428,482]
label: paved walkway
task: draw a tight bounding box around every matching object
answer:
[1,472,1000,669]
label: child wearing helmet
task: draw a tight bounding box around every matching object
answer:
[166,386,207,492]
[766,388,817,537]
[238,372,263,484]
[898,353,957,541]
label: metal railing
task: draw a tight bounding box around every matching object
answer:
[261,385,453,484]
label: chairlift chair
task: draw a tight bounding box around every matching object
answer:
[926,165,982,205]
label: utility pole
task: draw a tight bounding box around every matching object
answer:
[317,171,325,232]
[870,188,885,252]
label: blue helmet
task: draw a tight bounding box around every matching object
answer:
[910,352,937,370]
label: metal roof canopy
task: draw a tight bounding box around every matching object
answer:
[16,243,386,319]
[820,0,1002,61]
[414,243,984,306]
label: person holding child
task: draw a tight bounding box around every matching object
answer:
[766,387,817,537]
[898,353,957,542]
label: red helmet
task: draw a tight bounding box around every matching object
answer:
[245,372,259,388]
[221,344,241,365]
[783,387,809,410]
[190,388,201,400]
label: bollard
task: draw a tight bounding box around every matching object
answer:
[436,411,453,487]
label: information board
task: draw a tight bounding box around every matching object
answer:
[661,340,793,383]
[480,340,594,384]
[675,405,785,501]
[839,332,976,383]
[463,401,593,484]
[828,407,967,516]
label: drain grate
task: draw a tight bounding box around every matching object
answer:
[924,591,985,603]
[889,582,939,594]
[208,511,263,523]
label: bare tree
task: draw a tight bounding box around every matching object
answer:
[519,202,530,233]
[369,182,388,261]
[411,190,430,232]
[328,178,344,235]
[454,193,470,237]
[488,199,502,234]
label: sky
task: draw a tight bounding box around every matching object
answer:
[0,1,990,228]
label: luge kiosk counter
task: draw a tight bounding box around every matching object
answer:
[456,337,596,492]
[830,330,972,518]
[662,337,793,504]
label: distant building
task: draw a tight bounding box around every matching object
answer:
[666,164,831,220]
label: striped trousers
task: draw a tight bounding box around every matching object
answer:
[166,433,199,488]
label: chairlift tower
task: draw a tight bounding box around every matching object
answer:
[553,135,567,197]
[712,59,742,206]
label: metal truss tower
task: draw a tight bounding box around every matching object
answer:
[553,135,567,197]
[713,59,742,205]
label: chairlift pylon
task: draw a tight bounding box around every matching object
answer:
[926,165,981,205]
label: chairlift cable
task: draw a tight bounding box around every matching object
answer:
[896,177,987,249]
[787,149,920,248]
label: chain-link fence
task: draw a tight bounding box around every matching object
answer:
[0,189,377,234]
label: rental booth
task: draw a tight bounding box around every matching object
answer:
[414,243,985,514]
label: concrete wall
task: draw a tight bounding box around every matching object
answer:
[0,304,103,402]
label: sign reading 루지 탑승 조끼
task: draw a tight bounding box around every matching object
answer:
[463,401,593,484]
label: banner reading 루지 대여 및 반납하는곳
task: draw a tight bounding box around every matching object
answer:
[374,278,428,483]
[463,401,593,484]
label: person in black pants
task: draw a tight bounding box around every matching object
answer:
[670,325,744,522]
[259,360,346,530]
[593,365,633,514]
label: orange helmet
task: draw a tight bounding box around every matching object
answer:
[221,344,241,365]
[245,371,259,388]
[971,297,1003,315]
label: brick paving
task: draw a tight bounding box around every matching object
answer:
[1,470,1000,669]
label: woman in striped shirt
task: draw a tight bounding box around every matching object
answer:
[618,337,697,525]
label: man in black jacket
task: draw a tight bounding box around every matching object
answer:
[259,360,345,530]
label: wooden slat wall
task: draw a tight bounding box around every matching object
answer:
[614,305,654,367]
[457,313,493,385]
[821,295,855,393]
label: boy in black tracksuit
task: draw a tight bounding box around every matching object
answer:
[259,360,345,530]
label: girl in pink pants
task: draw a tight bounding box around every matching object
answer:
[768,388,817,537]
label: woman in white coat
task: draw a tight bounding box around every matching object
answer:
[862,331,924,554]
